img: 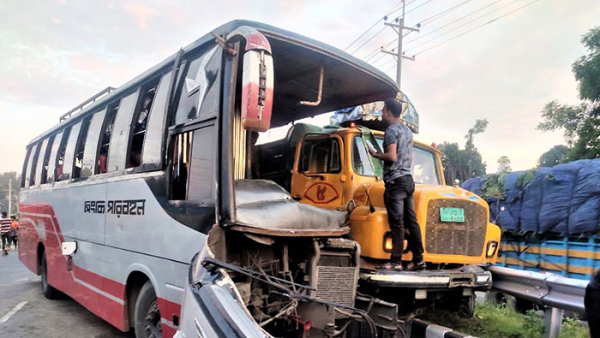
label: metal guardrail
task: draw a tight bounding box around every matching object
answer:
[486,265,589,338]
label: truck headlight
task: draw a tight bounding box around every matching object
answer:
[486,241,498,257]
[383,232,393,253]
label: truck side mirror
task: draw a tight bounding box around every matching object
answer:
[242,49,274,132]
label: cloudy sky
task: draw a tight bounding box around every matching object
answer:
[1,0,598,174]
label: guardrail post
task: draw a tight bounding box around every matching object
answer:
[543,307,563,338]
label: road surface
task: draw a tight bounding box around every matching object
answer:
[0,248,129,338]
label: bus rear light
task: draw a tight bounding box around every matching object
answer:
[486,241,498,257]
[350,122,356,128]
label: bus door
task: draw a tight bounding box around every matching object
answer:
[290,134,345,209]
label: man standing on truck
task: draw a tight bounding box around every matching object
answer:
[369,98,424,270]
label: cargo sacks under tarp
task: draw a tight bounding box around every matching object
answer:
[462,159,600,235]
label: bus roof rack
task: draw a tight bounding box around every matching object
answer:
[59,86,116,123]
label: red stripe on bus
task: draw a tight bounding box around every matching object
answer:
[19,203,182,337]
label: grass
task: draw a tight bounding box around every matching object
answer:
[420,303,589,338]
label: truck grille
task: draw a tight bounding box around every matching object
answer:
[315,266,357,306]
[425,199,487,256]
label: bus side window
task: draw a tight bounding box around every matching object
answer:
[170,131,192,200]
[21,145,35,188]
[46,130,64,184]
[170,125,216,202]
[61,121,82,181]
[97,101,119,174]
[128,78,160,168]
[80,109,106,177]
[55,126,72,181]
[21,147,32,188]
[142,71,173,169]
[73,117,92,179]
[28,143,42,187]
[108,90,138,172]
[40,135,55,184]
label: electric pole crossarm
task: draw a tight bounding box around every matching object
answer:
[378,0,421,90]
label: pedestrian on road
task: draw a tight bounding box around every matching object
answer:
[368,98,425,271]
[10,215,18,250]
[1,211,11,256]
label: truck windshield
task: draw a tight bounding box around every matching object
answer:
[352,136,440,185]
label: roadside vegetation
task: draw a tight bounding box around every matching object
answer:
[421,303,589,338]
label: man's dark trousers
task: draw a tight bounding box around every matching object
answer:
[384,175,424,264]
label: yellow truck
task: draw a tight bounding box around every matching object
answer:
[256,119,501,317]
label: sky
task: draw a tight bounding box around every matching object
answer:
[1,0,598,174]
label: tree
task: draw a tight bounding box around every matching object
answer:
[497,156,512,175]
[438,119,488,184]
[0,172,20,216]
[538,27,600,160]
[539,145,570,167]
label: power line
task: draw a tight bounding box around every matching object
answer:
[344,0,404,51]
[419,0,474,25]
[413,0,542,56]
[403,0,505,47]
[364,0,471,62]
[351,0,430,56]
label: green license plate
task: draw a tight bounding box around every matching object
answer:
[440,208,465,223]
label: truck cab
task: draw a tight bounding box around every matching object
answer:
[256,120,501,316]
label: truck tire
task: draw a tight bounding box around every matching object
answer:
[41,254,58,299]
[457,295,475,318]
[134,281,162,338]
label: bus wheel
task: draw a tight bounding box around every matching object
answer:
[41,254,58,299]
[134,281,162,338]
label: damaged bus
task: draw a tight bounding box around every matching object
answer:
[19,20,402,338]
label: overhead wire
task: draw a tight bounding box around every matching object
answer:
[382,0,541,73]
[344,0,413,51]
[363,0,470,62]
[403,0,506,47]
[410,0,541,56]
[350,0,431,56]
[344,0,404,51]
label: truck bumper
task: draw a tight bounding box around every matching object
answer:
[359,264,492,289]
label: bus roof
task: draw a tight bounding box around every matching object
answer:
[28,20,398,146]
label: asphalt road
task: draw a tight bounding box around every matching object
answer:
[0,248,129,338]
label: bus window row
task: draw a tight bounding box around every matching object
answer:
[21,72,169,188]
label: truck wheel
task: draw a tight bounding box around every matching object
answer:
[134,281,162,338]
[41,254,58,299]
[457,295,475,318]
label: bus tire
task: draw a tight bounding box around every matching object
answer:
[134,281,162,338]
[41,254,58,300]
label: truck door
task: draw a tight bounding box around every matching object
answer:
[290,134,345,208]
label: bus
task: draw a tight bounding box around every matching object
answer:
[19,20,399,338]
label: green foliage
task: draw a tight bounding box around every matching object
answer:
[481,174,504,199]
[539,145,570,167]
[439,119,488,184]
[538,27,600,160]
[423,303,588,338]
[497,156,512,175]
[0,172,19,216]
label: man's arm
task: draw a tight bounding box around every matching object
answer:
[369,143,397,162]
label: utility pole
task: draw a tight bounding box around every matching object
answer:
[8,179,11,216]
[380,0,420,89]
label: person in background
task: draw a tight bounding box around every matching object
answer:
[0,212,11,256]
[10,215,18,250]
[368,98,424,271]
